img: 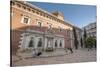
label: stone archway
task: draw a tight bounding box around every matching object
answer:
[47,37,53,48]
[45,37,54,52]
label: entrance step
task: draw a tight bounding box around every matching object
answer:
[40,49,67,57]
[16,49,71,60]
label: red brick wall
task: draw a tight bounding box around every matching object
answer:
[11,30,23,55]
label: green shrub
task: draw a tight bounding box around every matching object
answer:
[85,37,96,48]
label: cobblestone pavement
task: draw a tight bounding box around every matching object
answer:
[12,48,96,66]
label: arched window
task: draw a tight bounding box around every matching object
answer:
[28,37,34,47]
[55,40,57,47]
[37,38,42,47]
[60,40,62,47]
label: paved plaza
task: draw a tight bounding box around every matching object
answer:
[12,48,96,66]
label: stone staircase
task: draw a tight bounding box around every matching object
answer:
[40,49,67,57]
[14,49,68,60]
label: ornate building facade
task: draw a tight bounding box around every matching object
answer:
[84,22,96,38]
[11,1,81,54]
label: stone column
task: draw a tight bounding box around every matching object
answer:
[57,39,60,48]
[34,36,37,49]
[42,35,45,50]
[44,37,47,50]
[53,38,55,49]
[62,38,65,48]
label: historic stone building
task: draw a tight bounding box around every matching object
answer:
[11,1,82,54]
[82,22,96,48]
[84,22,96,38]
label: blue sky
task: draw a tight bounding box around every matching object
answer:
[28,2,96,28]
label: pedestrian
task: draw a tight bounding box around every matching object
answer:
[68,48,73,53]
[37,51,42,56]
[36,49,42,56]
[32,48,36,58]
[88,45,92,51]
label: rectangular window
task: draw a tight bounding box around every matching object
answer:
[21,15,30,24]
[24,17,29,24]
[48,24,52,29]
[47,23,52,30]
[38,22,42,27]
[36,19,43,27]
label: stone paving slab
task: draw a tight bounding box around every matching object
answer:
[12,48,96,66]
[14,49,68,59]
